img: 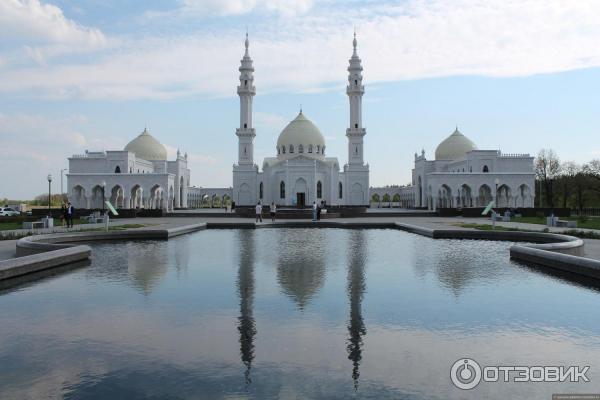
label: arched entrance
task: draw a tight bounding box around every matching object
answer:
[294,178,307,207]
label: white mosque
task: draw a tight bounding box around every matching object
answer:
[232,34,369,207]
[67,128,190,211]
[66,33,536,213]
[371,127,536,210]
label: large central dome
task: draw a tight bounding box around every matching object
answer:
[124,128,168,161]
[435,127,477,161]
[276,112,326,160]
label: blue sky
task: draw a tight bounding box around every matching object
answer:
[1,0,600,199]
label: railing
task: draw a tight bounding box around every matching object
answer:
[571,208,600,217]
[498,152,531,158]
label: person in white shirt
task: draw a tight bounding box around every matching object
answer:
[270,202,276,222]
[312,201,317,221]
[255,202,263,222]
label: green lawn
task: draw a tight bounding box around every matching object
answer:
[0,218,88,231]
[457,223,600,239]
[513,216,600,230]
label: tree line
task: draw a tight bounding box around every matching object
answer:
[535,149,600,209]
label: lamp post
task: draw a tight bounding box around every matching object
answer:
[101,181,106,214]
[47,174,53,216]
[494,178,500,207]
[548,173,555,211]
[60,168,67,202]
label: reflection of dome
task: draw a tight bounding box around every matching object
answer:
[124,128,168,161]
[276,229,326,309]
[435,127,477,161]
[276,112,326,160]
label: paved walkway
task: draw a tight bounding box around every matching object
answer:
[2,215,599,262]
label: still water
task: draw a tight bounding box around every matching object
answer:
[1,228,600,399]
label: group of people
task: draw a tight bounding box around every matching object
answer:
[254,201,327,223]
[311,201,326,221]
[255,202,277,222]
[60,202,75,228]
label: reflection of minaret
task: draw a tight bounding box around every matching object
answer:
[346,230,367,390]
[236,230,256,385]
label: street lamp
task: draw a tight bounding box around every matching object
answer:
[60,168,67,201]
[494,178,500,207]
[548,172,555,211]
[47,174,53,216]
[101,181,106,214]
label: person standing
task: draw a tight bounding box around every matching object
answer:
[66,202,74,228]
[255,201,263,223]
[61,203,67,227]
[312,201,317,222]
[270,202,276,222]
[317,201,322,220]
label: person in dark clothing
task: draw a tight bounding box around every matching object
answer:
[317,201,322,220]
[66,202,75,228]
[61,204,67,227]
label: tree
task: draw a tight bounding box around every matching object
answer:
[558,161,579,208]
[535,149,561,208]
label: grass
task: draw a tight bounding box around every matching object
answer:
[513,216,600,230]
[456,223,600,239]
[0,218,87,231]
[0,223,147,240]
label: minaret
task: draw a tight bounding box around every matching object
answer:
[236,32,256,165]
[346,31,366,165]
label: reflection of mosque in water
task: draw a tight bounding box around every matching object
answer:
[412,238,512,297]
[86,238,191,295]
[236,229,367,389]
[276,229,327,310]
[236,231,257,385]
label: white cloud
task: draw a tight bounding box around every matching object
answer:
[145,0,313,18]
[2,0,600,100]
[0,0,106,46]
[254,112,289,130]
[0,113,124,199]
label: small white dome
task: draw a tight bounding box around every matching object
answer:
[124,128,168,161]
[435,127,477,160]
[276,112,326,160]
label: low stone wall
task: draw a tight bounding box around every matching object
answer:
[0,223,207,281]
[0,245,91,281]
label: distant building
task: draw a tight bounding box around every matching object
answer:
[231,33,369,207]
[388,128,535,210]
[67,128,190,211]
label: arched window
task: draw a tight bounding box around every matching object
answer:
[282,146,286,154]
[299,144,303,153]
[317,181,322,198]
[483,165,489,173]
[322,146,325,155]
[289,145,294,153]
[244,123,247,129]
[316,145,320,153]
[244,80,247,86]
[355,123,358,129]
[355,79,358,85]
[129,167,132,173]
[339,182,343,199]
[280,181,285,199]
[114,166,121,173]
[259,182,263,199]
[277,147,280,155]
[308,145,313,153]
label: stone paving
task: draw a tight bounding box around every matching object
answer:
[2,215,599,262]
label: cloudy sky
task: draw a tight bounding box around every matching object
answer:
[1,0,600,199]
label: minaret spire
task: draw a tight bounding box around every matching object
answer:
[346,31,365,165]
[236,32,256,165]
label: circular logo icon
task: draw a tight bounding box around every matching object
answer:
[450,358,482,390]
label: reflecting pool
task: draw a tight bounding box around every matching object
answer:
[1,228,600,399]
